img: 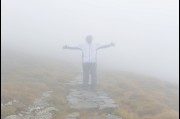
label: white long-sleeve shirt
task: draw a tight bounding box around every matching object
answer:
[66,42,113,63]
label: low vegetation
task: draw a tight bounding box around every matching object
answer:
[1,52,179,119]
[99,70,179,119]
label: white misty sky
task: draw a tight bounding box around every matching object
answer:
[1,0,179,83]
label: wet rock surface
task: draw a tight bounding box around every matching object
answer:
[65,74,122,119]
[66,89,118,111]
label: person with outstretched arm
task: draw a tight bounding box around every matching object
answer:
[63,35,115,90]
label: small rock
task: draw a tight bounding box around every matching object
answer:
[5,115,20,119]
[99,104,118,110]
[6,101,13,106]
[1,103,4,108]
[106,114,122,119]
[18,113,23,117]
[13,99,18,103]
[68,112,80,119]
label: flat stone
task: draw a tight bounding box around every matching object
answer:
[6,101,13,106]
[70,102,98,109]
[1,103,4,108]
[5,115,23,119]
[99,104,118,110]
[97,96,111,99]
[106,114,122,119]
[68,112,80,118]
[66,89,118,111]
[103,99,116,104]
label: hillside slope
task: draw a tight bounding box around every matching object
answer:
[1,52,179,119]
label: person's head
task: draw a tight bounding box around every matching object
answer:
[86,35,93,44]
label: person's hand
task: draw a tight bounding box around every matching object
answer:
[62,45,68,49]
[110,42,115,47]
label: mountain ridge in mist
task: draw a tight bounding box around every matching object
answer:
[1,51,179,119]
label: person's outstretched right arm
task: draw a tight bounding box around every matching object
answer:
[62,44,81,50]
[97,42,115,50]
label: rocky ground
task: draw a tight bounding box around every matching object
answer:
[62,74,122,119]
[3,91,58,119]
[2,74,122,119]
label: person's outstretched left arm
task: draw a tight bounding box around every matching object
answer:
[97,42,115,50]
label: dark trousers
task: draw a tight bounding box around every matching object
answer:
[83,63,97,88]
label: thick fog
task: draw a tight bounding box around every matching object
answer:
[2,0,179,83]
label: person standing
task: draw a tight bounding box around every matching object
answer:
[63,35,115,89]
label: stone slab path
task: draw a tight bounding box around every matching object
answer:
[65,74,122,119]
[3,74,122,119]
[66,89,118,111]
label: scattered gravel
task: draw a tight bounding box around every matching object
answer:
[4,91,58,119]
